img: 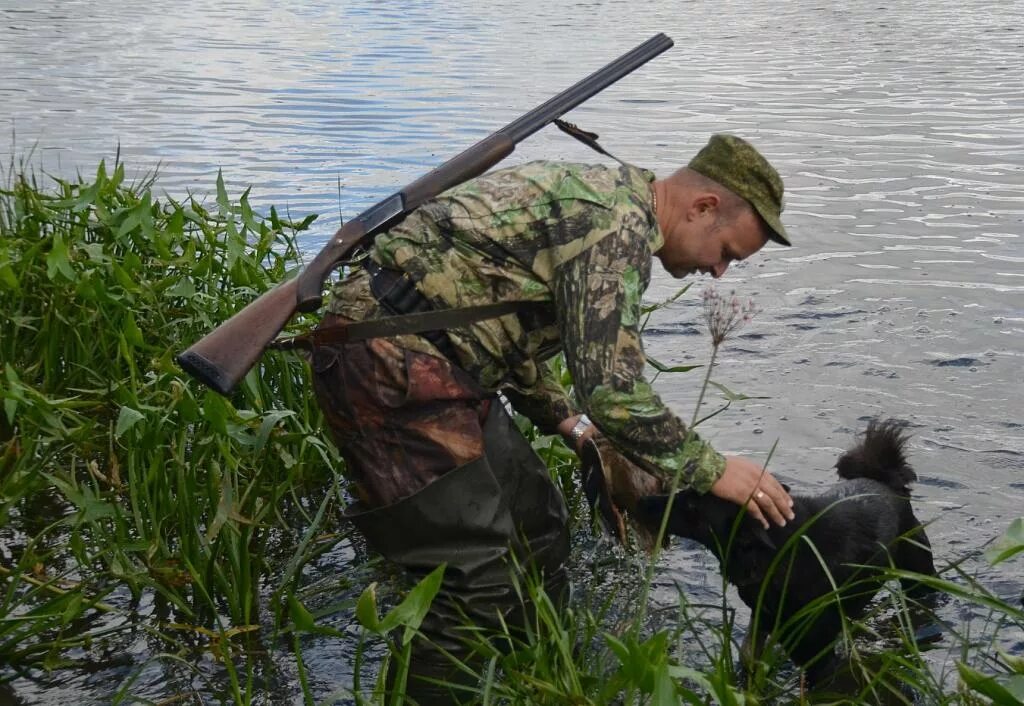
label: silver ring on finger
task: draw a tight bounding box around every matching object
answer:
[755,490,765,500]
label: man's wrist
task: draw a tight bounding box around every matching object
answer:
[569,414,592,445]
[558,413,595,451]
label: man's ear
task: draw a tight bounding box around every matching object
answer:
[689,193,720,221]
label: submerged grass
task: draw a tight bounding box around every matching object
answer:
[1,162,1022,704]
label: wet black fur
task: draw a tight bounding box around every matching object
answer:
[637,420,937,684]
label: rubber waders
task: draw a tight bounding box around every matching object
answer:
[345,401,570,704]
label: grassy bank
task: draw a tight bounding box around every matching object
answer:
[1,163,1021,704]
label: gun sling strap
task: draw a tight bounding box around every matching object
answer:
[273,121,619,353]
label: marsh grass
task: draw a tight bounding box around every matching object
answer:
[0,158,345,696]
[2,162,1022,704]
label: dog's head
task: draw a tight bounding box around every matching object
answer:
[636,492,778,587]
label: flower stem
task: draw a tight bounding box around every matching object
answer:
[633,342,720,631]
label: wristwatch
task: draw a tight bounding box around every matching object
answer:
[569,414,592,445]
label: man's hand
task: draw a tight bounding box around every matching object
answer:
[710,455,794,529]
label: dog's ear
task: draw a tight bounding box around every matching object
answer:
[635,493,701,539]
[719,520,779,586]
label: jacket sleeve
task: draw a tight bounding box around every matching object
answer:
[501,360,576,437]
[550,225,726,493]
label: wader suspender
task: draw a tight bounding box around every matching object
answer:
[273,123,621,352]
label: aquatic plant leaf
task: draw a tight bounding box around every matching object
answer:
[646,355,701,374]
[216,171,231,215]
[355,582,383,633]
[650,662,678,705]
[45,234,76,281]
[985,517,1024,566]
[356,566,446,644]
[0,263,19,292]
[667,665,717,705]
[379,564,446,645]
[122,312,144,348]
[46,473,116,523]
[287,594,344,637]
[114,406,145,439]
[254,410,295,452]
[708,380,769,401]
[206,466,233,543]
[958,662,1024,704]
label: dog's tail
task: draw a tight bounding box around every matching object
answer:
[836,419,916,492]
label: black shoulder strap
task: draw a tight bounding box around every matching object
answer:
[271,301,523,351]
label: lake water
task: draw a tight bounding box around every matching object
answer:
[2,0,1022,702]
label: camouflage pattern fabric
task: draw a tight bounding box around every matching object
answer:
[326,160,726,493]
[311,312,492,507]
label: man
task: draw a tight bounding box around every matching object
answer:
[311,134,795,701]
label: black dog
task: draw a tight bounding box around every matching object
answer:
[637,420,937,685]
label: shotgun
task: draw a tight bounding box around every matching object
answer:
[178,33,673,395]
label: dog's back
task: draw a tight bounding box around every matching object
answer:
[636,418,937,684]
[798,420,922,555]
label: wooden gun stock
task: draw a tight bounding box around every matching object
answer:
[177,278,301,395]
[178,33,674,395]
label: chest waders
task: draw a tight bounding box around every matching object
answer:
[306,263,571,703]
[344,400,569,703]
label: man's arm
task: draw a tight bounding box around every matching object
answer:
[551,224,793,527]
[500,361,577,438]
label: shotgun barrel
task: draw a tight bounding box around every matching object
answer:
[177,33,673,395]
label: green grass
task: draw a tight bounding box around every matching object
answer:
[1,161,1022,704]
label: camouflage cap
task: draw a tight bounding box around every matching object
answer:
[688,134,791,246]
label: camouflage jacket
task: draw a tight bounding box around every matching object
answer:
[326,161,726,492]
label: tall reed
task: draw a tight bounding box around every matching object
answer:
[0,160,343,680]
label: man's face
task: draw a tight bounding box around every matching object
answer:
[660,206,769,279]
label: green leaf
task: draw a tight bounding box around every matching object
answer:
[60,592,84,625]
[45,473,117,523]
[0,263,19,292]
[115,406,145,439]
[165,277,196,299]
[650,662,678,706]
[288,594,345,637]
[708,380,770,401]
[45,234,76,281]
[122,311,144,347]
[1007,675,1024,700]
[224,209,245,271]
[379,564,446,645]
[355,582,383,633]
[254,410,295,452]
[202,392,230,435]
[216,170,231,215]
[288,593,318,632]
[116,202,145,239]
[958,662,1024,704]
[985,518,1024,565]
[647,355,702,374]
[205,466,232,543]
